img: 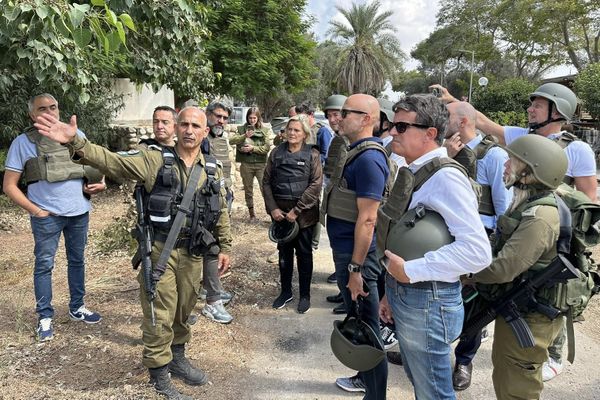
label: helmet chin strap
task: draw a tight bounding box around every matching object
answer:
[373,120,388,138]
[528,99,565,133]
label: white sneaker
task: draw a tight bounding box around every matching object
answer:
[202,301,233,324]
[542,357,563,382]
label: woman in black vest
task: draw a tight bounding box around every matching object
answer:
[262,115,323,313]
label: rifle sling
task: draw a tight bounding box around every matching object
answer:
[153,162,203,282]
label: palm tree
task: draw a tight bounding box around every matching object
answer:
[328,1,406,95]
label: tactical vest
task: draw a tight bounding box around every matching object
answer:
[323,135,349,178]
[376,157,468,257]
[321,140,396,224]
[270,143,313,201]
[146,148,222,239]
[553,131,579,186]
[208,134,233,188]
[22,127,86,183]
[472,135,500,216]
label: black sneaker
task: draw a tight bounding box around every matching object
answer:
[332,303,347,314]
[387,351,403,366]
[327,272,337,284]
[297,297,310,314]
[272,292,293,309]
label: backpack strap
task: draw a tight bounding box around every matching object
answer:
[554,131,579,149]
[473,135,498,160]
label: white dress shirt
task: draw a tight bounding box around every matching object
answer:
[402,147,492,283]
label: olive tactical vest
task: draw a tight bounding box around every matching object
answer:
[22,127,87,183]
[376,157,468,257]
[553,131,579,186]
[208,135,233,188]
[323,135,349,179]
[321,140,396,224]
[472,135,500,216]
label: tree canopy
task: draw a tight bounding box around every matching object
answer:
[328,0,405,96]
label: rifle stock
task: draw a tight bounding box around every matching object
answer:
[461,254,578,347]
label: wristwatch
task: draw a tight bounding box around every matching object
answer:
[348,262,362,273]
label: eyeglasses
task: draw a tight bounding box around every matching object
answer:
[341,109,368,118]
[214,114,229,121]
[391,121,430,133]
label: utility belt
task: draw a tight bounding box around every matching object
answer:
[154,231,191,249]
[385,272,459,290]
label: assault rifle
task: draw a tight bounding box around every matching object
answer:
[462,253,580,348]
[131,185,156,326]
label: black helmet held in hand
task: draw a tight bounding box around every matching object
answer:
[268,219,299,244]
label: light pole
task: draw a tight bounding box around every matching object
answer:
[459,49,475,102]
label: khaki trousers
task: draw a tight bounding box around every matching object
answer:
[239,162,265,210]
[138,243,203,368]
[492,312,563,399]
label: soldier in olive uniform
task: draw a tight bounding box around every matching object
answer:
[471,135,568,399]
[229,106,272,220]
[34,107,232,400]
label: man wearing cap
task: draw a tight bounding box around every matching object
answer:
[433,82,597,380]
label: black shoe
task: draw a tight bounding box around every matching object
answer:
[297,297,311,314]
[149,365,193,400]
[272,292,293,309]
[327,272,337,284]
[332,303,347,314]
[453,362,473,391]
[326,292,344,303]
[168,345,208,386]
[386,351,403,366]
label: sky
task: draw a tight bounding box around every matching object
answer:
[305,0,571,83]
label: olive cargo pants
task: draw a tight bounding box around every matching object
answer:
[138,243,203,368]
[239,162,265,210]
[491,312,562,399]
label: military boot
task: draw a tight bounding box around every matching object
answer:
[148,365,192,400]
[168,344,209,386]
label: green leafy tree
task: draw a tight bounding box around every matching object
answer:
[575,63,600,125]
[205,0,316,105]
[328,0,405,95]
[471,78,537,126]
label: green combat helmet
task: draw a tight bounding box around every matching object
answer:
[330,305,385,371]
[268,219,299,244]
[504,134,568,190]
[83,165,103,184]
[324,94,347,113]
[377,98,395,123]
[380,205,454,267]
[529,83,578,131]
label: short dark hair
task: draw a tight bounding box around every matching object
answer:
[153,106,177,121]
[295,101,315,116]
[393,94,448,145]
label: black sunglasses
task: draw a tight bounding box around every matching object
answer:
[341,109,368,118]
[391,121,430,133]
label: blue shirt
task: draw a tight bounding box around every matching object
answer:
[316,125,334,164]
[327,137,389,254]
[5,129,91,216]
[466,134,513,230]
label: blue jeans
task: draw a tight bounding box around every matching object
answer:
[386,276,463,400]
[30,213,89,319]
[333,250,388,400]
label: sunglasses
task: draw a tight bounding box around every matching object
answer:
[341,109,368,118]
[391,121,430,133]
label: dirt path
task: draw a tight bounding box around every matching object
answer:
[0,187,599,399]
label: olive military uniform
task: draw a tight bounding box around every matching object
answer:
[475,202,563,399]
[229,125,272,212]
[66,135,232,368]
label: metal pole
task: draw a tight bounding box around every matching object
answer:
[459,49,475,102]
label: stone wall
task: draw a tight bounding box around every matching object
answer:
[107,123,154,151]
[575,128,600,165]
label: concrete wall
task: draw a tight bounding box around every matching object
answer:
[112,78,174,124]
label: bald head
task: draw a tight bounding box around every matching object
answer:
[446,101,477,140]
[176,107,209,153]
[340,94,380,142]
